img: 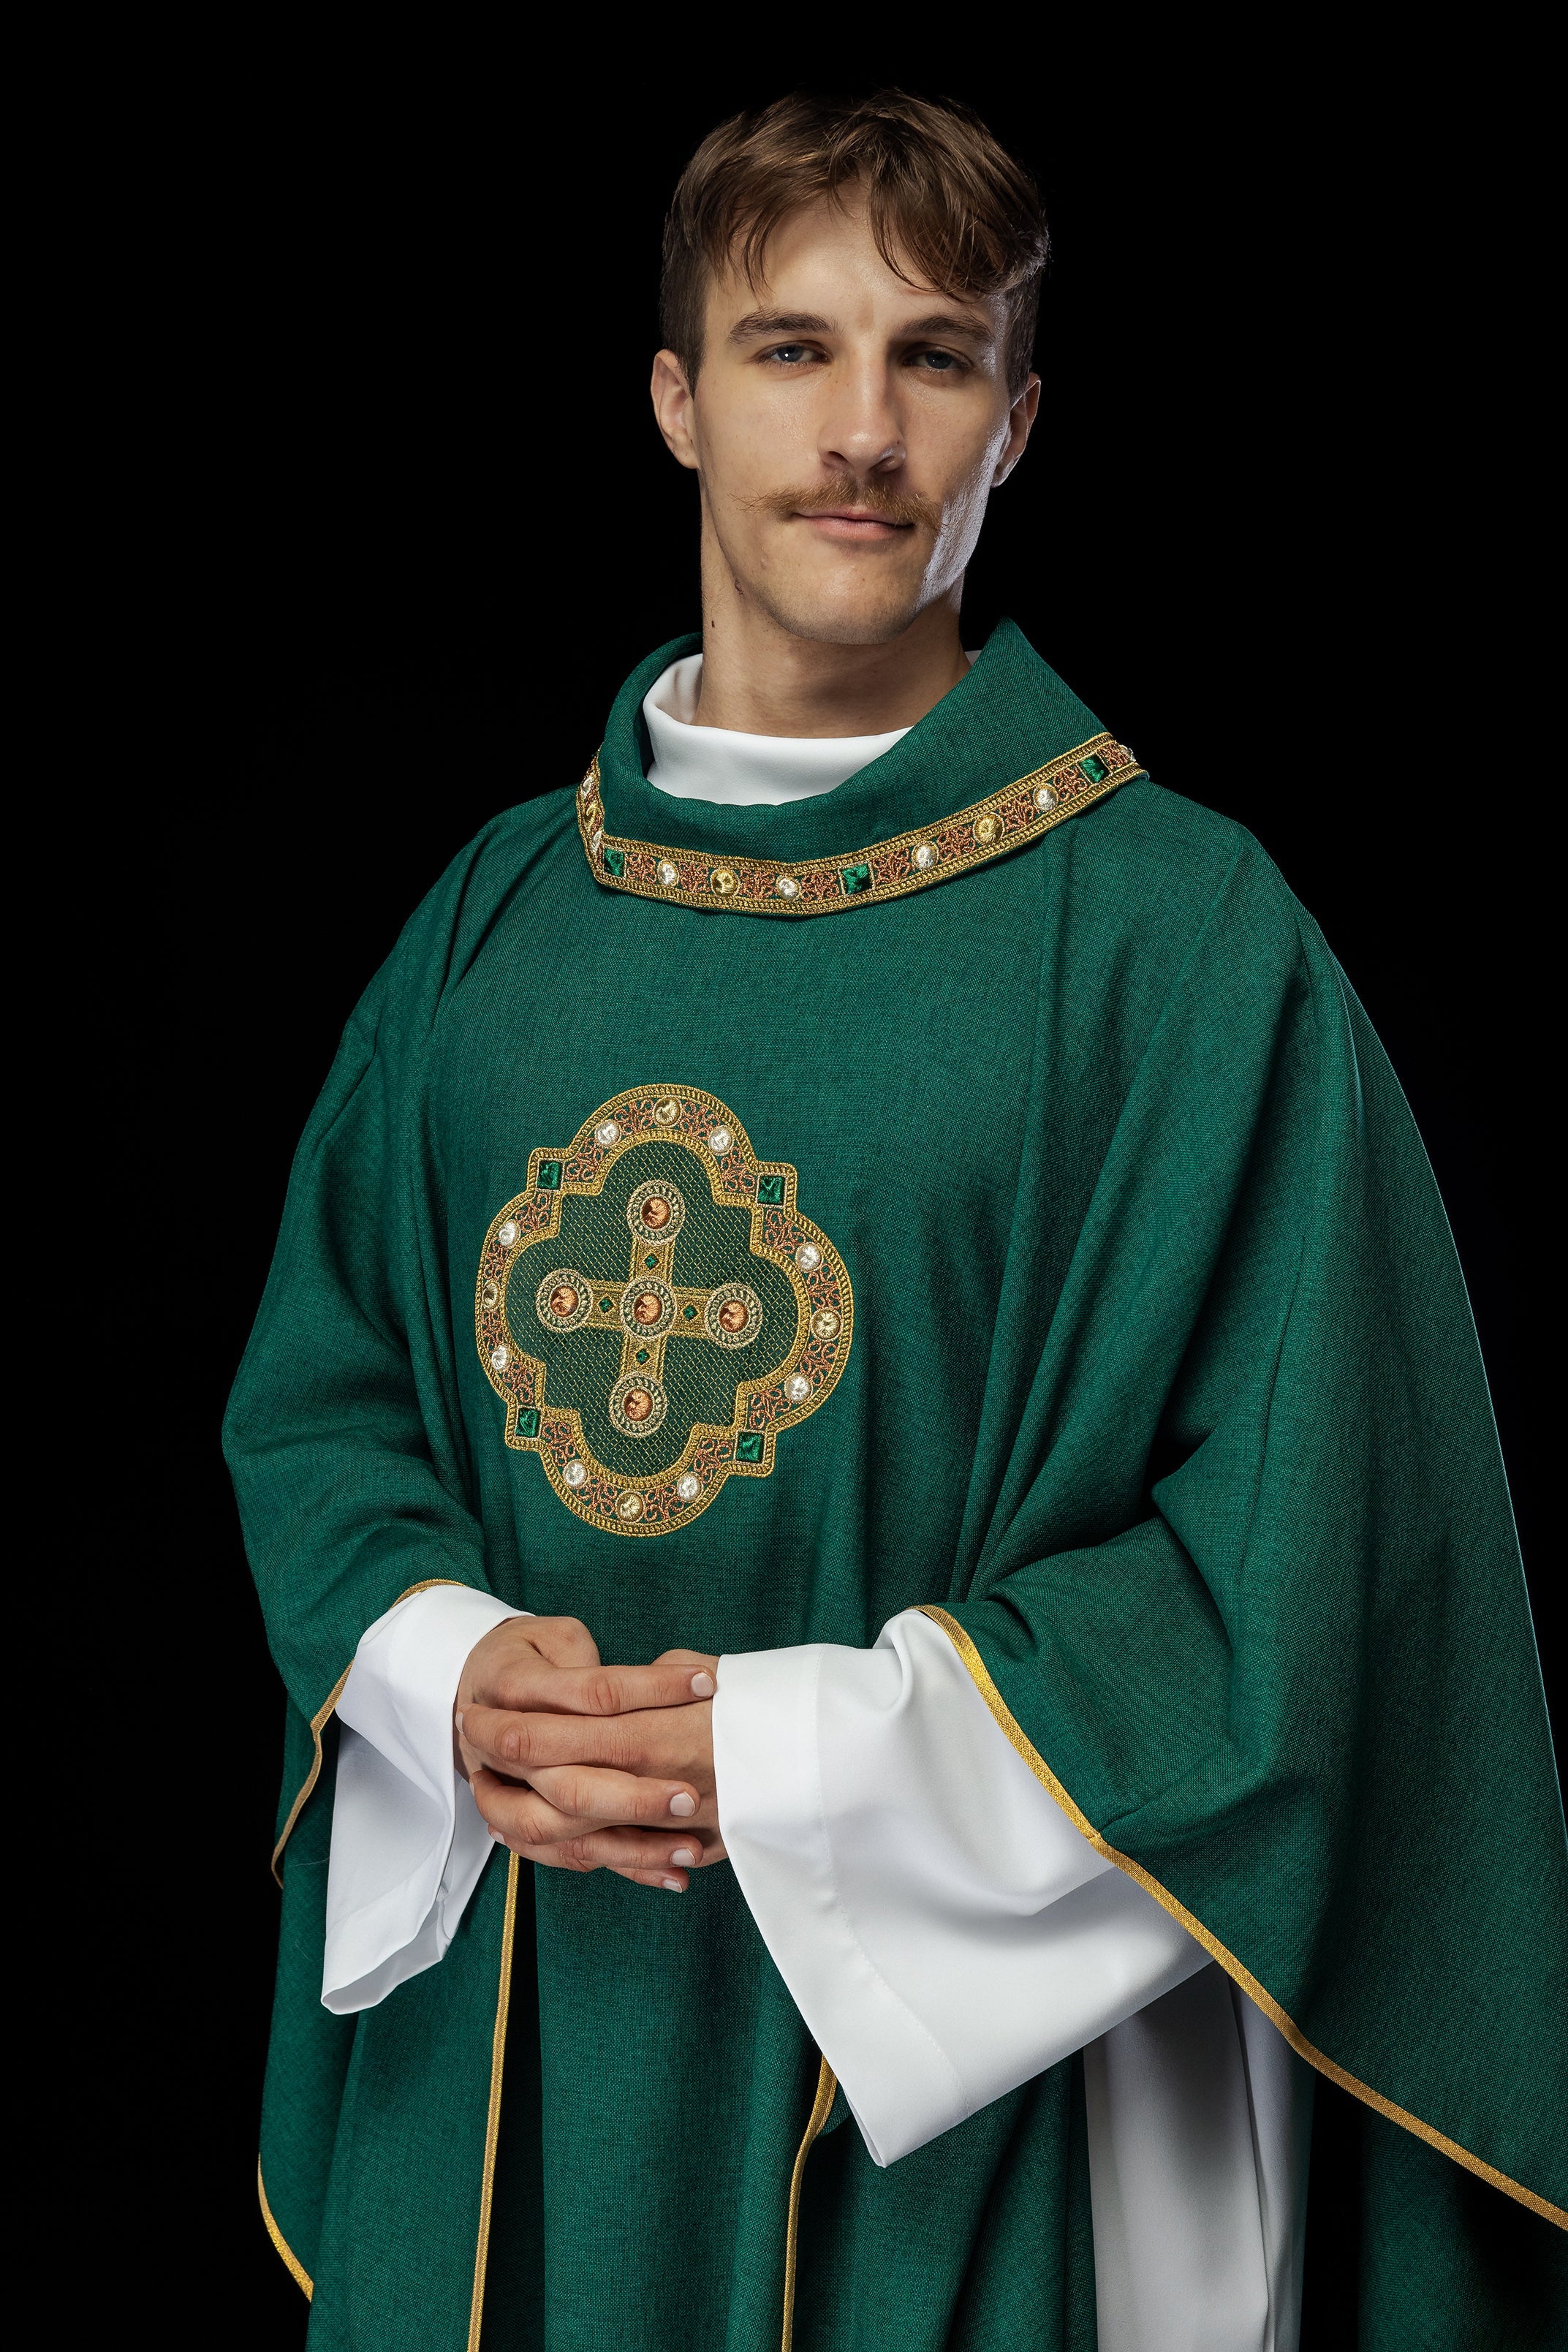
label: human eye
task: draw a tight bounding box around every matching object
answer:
[907,347,968,373]
[761,342,818,367]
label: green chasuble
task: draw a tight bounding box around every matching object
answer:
[226,621,1567,2351]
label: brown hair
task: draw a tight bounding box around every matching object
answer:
[661,90,1049,396]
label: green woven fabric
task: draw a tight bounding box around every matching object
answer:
[227,621,1566,2348]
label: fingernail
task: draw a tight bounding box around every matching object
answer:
[489,1829,507,1844]
[671,1847,698,1867]
[669,1792,697,1817]
[454,1709,465,1735]
[689,1672,716,1698]
[662,1877,684,1892]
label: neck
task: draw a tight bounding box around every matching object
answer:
[693,534,969,738]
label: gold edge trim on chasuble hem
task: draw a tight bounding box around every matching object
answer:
[269,1579,471,1881]
[575,733,1143,917]
[782,2055,838,2352]
[916,1606,1568,2235]
[258,2158,313,2299]
[467,1853,520,2352]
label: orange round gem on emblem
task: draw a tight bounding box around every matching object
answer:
[718,1298,749,1334]
[622,1388,654,1423]
[632,1292,663,1326]
[642,1195,672,1230]
[550,1284,580,1320]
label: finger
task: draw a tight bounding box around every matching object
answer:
[650,1650,719,1695]
[609,1865,694,1891]
[503,1826,708,1876]
[479,1658,717,1719]
[461,1702,697,1780]
[517,1761,702,1826]
[472,1767,705,1846]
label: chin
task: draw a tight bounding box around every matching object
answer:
[756,568,931,648]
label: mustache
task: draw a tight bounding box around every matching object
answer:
[743,474,942,531]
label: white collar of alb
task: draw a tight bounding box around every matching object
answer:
[642,654,909,807]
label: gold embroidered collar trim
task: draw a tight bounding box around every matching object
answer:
[575,731,1143,915]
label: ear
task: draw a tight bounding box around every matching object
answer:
[991,372,1041,489]
[651,349,701,472]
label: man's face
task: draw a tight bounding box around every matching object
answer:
[654,196,1037,646]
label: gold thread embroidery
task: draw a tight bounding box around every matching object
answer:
[917,1604,1568,2234]
[577,733,1142,916]
[269,1579,471,1880]
[467,1852,520,2352]
[258,2158,313,2300]
[782,2055,838,2352]
[476,1088,854,1537]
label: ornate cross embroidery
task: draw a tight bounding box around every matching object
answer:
[476,1088,853,1535]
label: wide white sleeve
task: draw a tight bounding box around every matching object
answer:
[322,1584,526,2014]
[712,1608,1211,2166]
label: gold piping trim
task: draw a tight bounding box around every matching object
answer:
[269,1579,472,1883]
[467,1851,520,2352]
[258,2158,313,2300]
[917,1605,1568,2234]
[781,2055,837,2352]
[576,733,1142,918]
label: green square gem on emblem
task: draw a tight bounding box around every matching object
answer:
[1080,754,1109,784]
[756,1173,784,1206]
[537,1160,562,1190]
[515,1408,540,1439]
[645,1253,659,1270]
[839,863,872,894]
[735,1431,765,1464]
[683,1304,697,1320]
[635,1348,650,1365]
[604,846,626,877]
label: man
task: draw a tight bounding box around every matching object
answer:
[227,90,1567,2351]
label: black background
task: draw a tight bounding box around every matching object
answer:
[115,33,1553,2345]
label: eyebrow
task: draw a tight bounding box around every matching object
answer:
[727,307,995,347]
[727,311,833,344]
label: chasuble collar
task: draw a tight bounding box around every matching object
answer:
[643,653,909,803]
[580,619,1145,916]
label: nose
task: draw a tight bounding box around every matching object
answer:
[817,353,905,480]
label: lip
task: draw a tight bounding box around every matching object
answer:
[798,509,911,537]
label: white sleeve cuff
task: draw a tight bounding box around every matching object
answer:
[713,1608,1209,2166]
[323,1584,527,2013]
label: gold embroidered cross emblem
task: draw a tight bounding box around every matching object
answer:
[476,1086,853,1535]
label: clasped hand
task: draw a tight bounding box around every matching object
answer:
[455,1616,724,1893]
